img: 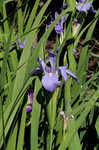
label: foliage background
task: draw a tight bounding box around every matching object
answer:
[0,0,99,150]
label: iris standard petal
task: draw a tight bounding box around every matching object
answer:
[48,50,56,72]
[65,70,79,83]
[57,66,68,81]
[37,57,50,73]
[42,73,60,92]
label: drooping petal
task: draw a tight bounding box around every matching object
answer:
[76,2,91,12]
[26,105,32,113]
[91,5,97,13]
[42,73,60,92]
[48,50,56,72]
[65,70,80,83]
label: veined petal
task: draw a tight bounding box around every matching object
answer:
[42,73,60,92]
[48,50,56,72]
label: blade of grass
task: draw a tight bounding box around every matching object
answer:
[25,0,40,33]
[31,78,42,150]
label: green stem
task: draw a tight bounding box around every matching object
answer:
[1,96,6,149]
[49,129,53,150]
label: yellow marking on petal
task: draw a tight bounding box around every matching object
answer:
[49,72,53,76]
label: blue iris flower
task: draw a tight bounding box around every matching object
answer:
[38,51,79,92]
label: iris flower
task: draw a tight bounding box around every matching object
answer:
[76,0,97,13]
[26,88,34,113]
[47,12,66,34]
[16,36,28,49]
[38,51,79,92]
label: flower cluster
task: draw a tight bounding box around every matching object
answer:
[38,51,79,92]
[76,0,97,13]
[47,12,66,34]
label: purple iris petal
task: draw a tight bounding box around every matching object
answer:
[61,16,66,24]
[73,49,77,54]
[91,5,97,13]
[65,70,80,83]
[16,36,27,49]
[32,45,36,49]
[55,23,63,34]
[38,51,79,92]
[60,3,68,10]
[57,66,68,81]
[26,105,32,113]
[37,57,50,73]
[48,50,56,72]
[46,11,65,34]
[28,88,34,104]
[76,2,91,12]
[55,12,59,19]
[79,0,86,2]
[42,73,60,92]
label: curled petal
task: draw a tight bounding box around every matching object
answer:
[42,73,60,92]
